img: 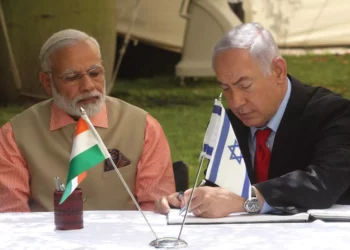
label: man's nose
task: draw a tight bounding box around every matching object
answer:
[228,91,246,110]
[79,74,95,92]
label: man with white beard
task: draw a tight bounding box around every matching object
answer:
[0,29,176,212]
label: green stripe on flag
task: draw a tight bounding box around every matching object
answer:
[67,144,106,181]
[59,181,73,204]
[60,145,106,204]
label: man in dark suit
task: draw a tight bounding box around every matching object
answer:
[155,22,350,218]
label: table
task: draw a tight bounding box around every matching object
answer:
[1,211,349,249]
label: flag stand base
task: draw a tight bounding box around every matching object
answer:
[149,237,187,248]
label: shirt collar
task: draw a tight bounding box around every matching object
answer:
[250,77,292,138]
[50,102,108,131]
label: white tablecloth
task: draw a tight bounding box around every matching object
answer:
[1,211,350,250]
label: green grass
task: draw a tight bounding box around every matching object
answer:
[0,106,23,126]
[285,54,350,98]
[2,54,350,186]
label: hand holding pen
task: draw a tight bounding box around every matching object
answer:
[154,191,184,215]
[177,191,188,215]
[178,179,206,215]
[154,180,206,215]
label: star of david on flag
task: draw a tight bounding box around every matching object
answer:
[228,140,243,164]
[200,98,251,199]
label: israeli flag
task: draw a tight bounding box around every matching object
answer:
[200,98,251,199]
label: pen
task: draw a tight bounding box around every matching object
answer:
[177,191,186,215]
[55,176,65,191]
[54,177,60,191]
[179,179,206,215]
[179,204,187,215]
[60,183,65,191]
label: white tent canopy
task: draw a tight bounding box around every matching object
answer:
[116,0,350,80]
[247,0,350,47]
[116,0,350,51]
[116,0,186,52]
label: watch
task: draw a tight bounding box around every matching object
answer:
[243,187,260,213]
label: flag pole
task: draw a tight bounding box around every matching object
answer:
[80,108,159,240]
[177,93,222,240]
[177,155,206,240]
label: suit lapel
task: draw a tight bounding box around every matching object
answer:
[268,75,310,178]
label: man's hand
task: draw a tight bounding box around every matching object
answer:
[154,192,184,215]
[184,186,246,218]
[154,186,246,218]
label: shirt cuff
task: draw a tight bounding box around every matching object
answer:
[260,200,278,214]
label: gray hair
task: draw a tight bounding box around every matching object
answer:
[39,29,100,72]
[212,22,280,75]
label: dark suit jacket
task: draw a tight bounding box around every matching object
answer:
[226,75,350,212]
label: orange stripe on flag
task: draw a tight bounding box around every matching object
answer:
[75,118,89,136]
[78,172,87,183]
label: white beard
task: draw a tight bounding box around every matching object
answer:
[51,83,106,117]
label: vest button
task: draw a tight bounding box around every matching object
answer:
[83,197,87,202]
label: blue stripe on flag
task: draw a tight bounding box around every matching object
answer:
[212,105,222,116]
[208,112,230,182]
[203,144,213,156]
[241,170,251,199]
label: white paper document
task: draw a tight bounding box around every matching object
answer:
[308,205,350,221]
[167,205,350,225]
[166,209,310,225]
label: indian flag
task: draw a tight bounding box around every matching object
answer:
[60,117,109,204]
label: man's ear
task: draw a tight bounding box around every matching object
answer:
[272,57,287,84]
[39,72,53,96]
